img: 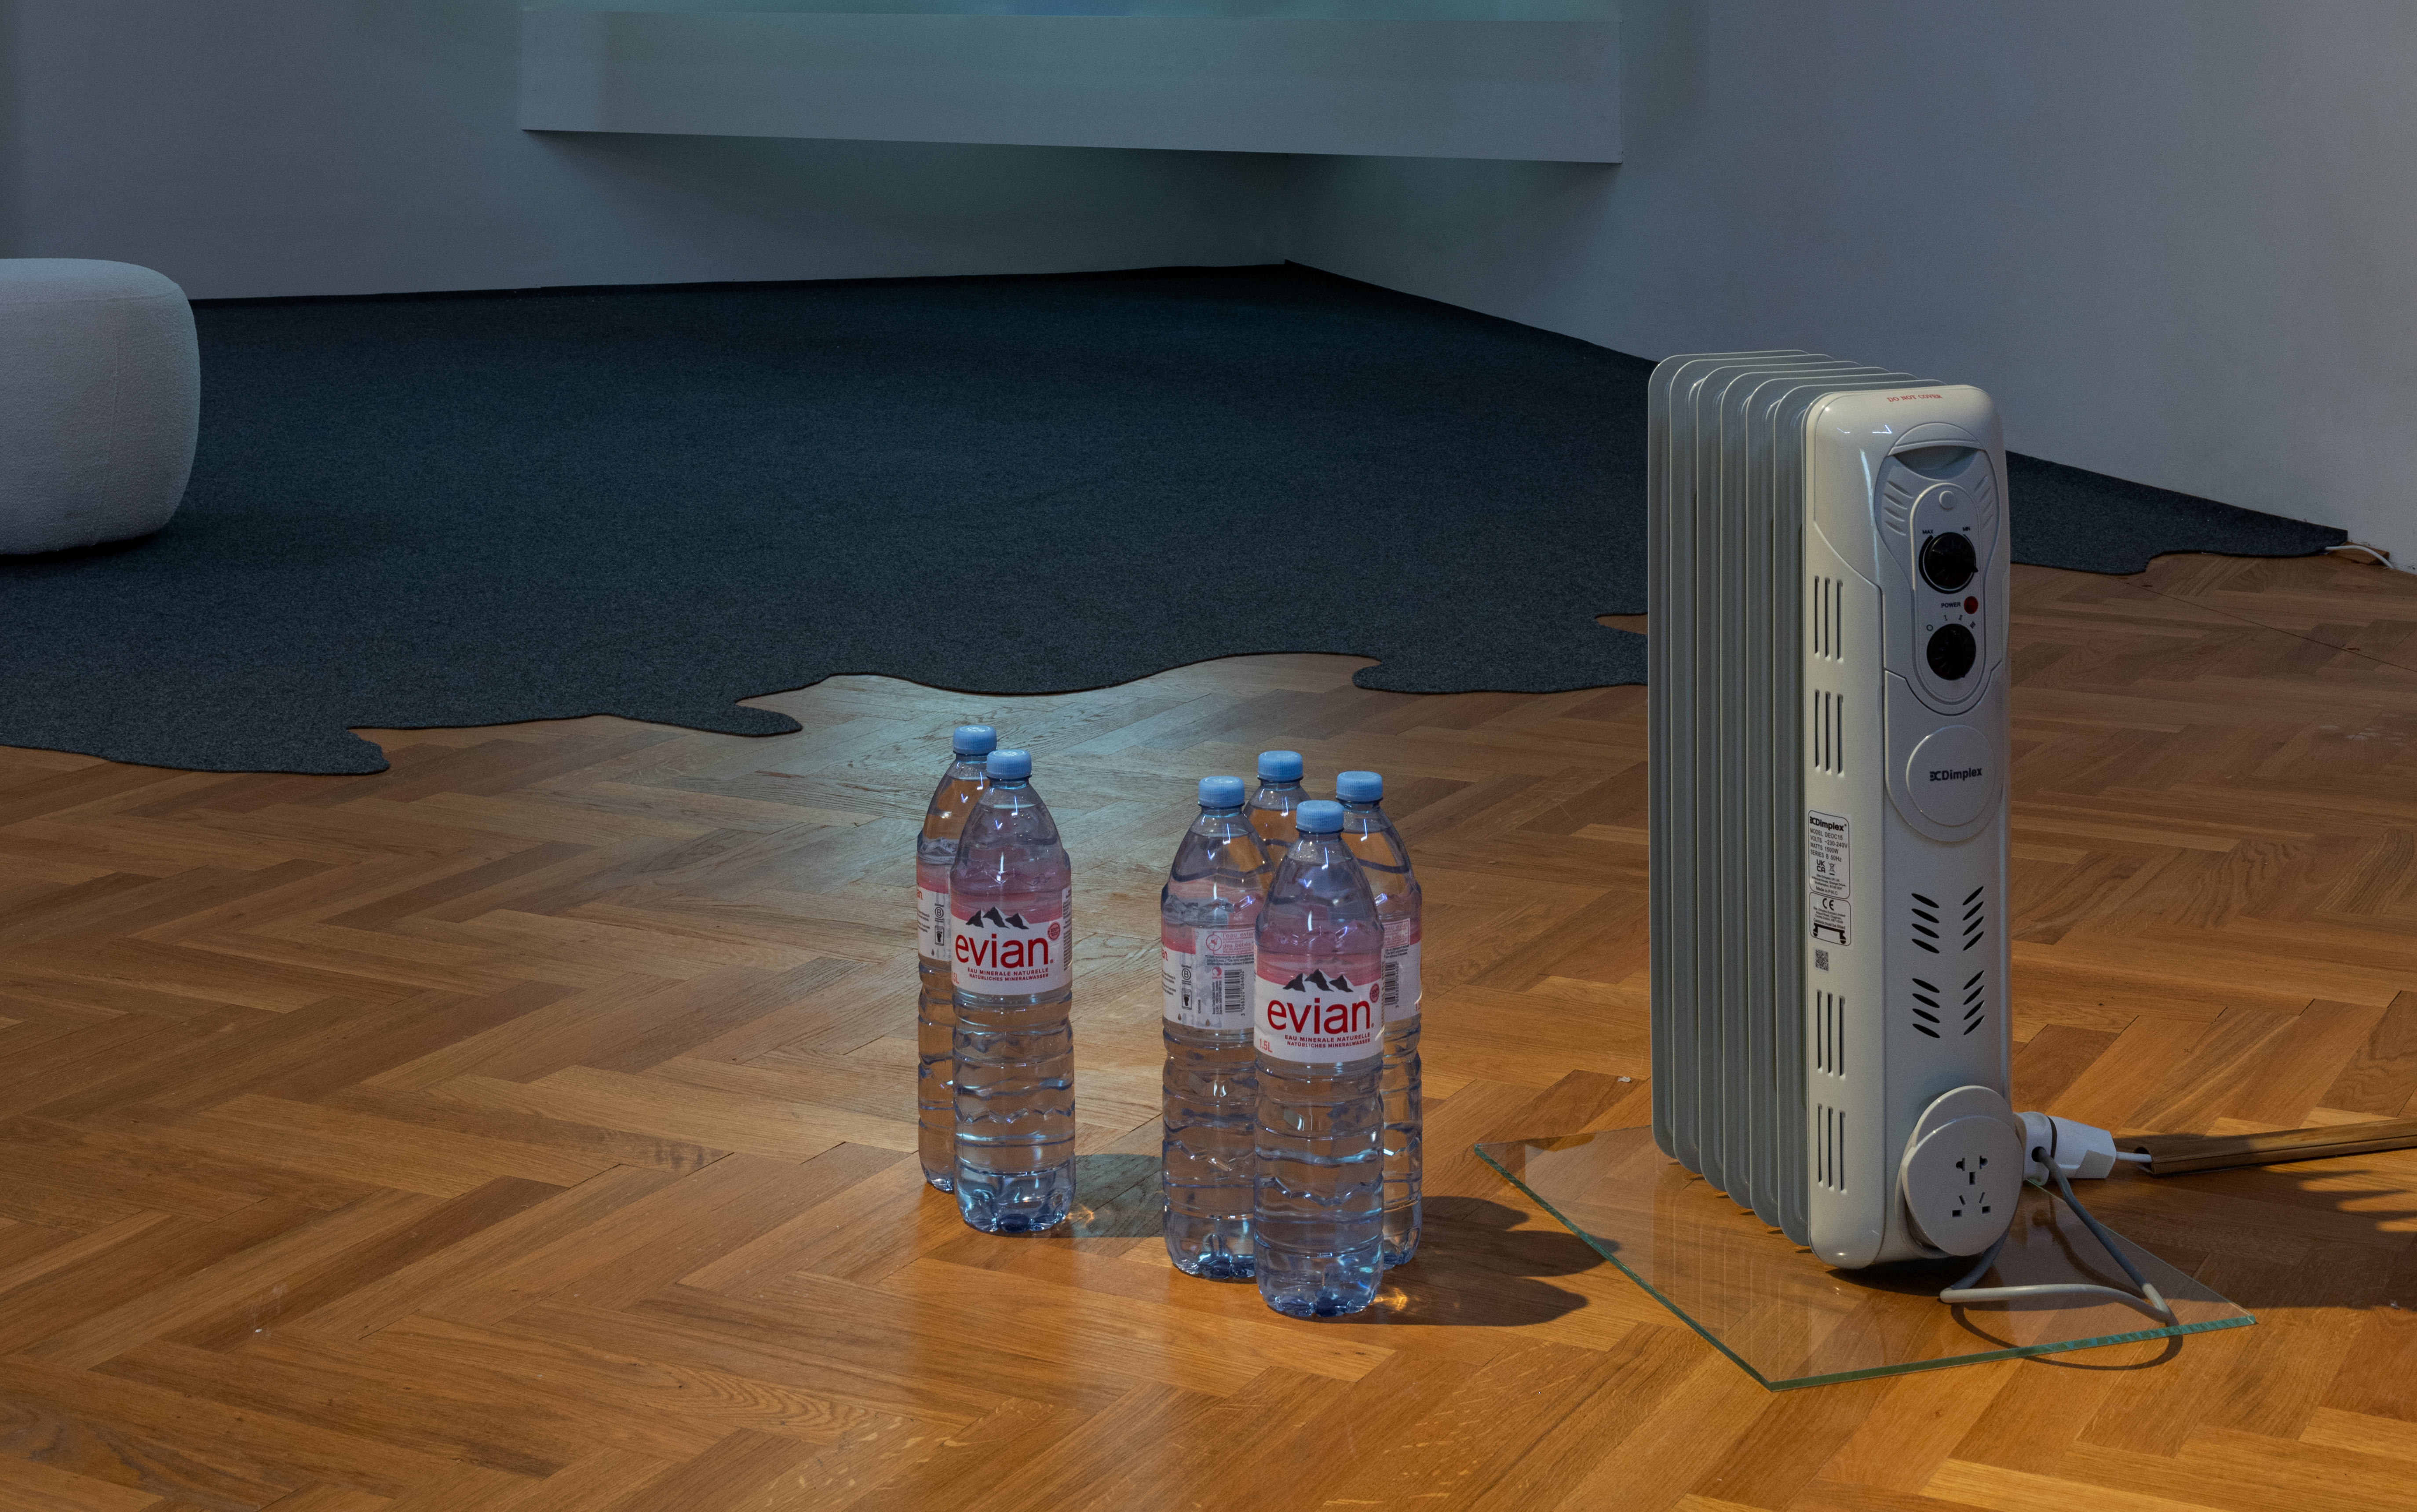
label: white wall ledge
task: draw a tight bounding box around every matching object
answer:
[520,9,1620,162]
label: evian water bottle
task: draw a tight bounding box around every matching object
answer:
[1337,770,1422,1267]
[916,723,995,1191]
[1252,799,1386,1318]
[1161,775,1272,1279]
[1247,750,1306,859]
[949,749,1076,1234]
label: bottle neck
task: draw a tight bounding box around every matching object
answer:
[992,777,1030,792]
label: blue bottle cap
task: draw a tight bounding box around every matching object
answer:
[987,748,1032,779]
[1336,769,1384,802]
[1258,750,1304,782]
[953,724,998,755]
[1198,775,1246,808]
[1296,799,1345,834]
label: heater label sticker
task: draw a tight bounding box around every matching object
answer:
[1809,809,1851,946]
[1162,928,1255,1029]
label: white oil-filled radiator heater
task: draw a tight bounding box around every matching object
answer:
[1647,352,2026,1269]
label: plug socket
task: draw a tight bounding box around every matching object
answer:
[1898,1086,2024,1257]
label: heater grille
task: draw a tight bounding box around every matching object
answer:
[1812,576,1846,659]
[1815,990,1845,1075]
[1815,1103,1845,1191]
[1961,884,1986,954]
[1962,967,1987,1037]
[1813,690,1845,774]
[1910,891,1943,955]
[1909,973,1943,1038]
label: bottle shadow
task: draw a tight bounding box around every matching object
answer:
[1353,1195,1602,1328]
[1062,1159,1600,1329]
[1068,1152,1165,1239]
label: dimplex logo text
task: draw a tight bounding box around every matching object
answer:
[1928,766,1983,782]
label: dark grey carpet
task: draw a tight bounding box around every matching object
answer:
[0,265,2345,774]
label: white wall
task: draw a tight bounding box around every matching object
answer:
[10,0,2408,557]
[1287,0,2417,558]
[1,0,1285,299]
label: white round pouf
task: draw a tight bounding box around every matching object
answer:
[0,259,200,555]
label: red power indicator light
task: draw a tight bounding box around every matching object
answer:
[1964,596,1979,613]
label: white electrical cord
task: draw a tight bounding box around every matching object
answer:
[1938,1153,2172,1321]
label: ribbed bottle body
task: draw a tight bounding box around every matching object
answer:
[1252,824,1385,1318]
[1341,796,1424,1266]
[949,766,1075,1235]
[915,747,990,1191]
[1161,799,1270,1279]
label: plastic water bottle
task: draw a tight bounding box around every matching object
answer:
[916,724,995,1191]
[1161,775,1273,1279]
[1253,798,1386,1318]
[1337,770,1423,1267]
[1248,750,1306,859]
[949,748,1076,1234]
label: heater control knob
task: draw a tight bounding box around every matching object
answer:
[1926,623,1978,681]
[1920,531,1978,593]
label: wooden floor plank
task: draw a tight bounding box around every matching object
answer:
[1,553,2412,1508]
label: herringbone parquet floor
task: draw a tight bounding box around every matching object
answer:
[1,551,2413,1512]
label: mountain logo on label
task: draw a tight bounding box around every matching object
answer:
[1283,969,1355,992]
[959,906,1028,929]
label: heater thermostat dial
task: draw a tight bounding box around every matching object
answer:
[1926,623,1978,681]
[1920,531,1978,593]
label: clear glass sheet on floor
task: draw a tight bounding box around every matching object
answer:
[1475,1126,2254,1389]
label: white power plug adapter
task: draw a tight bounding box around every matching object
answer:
[2019,1111,2147,1182]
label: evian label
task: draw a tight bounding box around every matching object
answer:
[915,867,951,963]
[1163,927,1254,1030]
[952,887,1071,993]
[1254,959,1382,1061]
[1381,919,1423,1024]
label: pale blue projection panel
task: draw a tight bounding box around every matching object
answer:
[519,7,1619,162]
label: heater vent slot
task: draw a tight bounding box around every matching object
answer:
[1812,690,1846,775]
[1962,967,1987,1037]
[1961,884,1986,954]
[1909,891,1941,955]
[1814,990,1846,1076]
[1910,973,1942,1039]
[1811,576,1847,660]
[1815,1104,1845,1191]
